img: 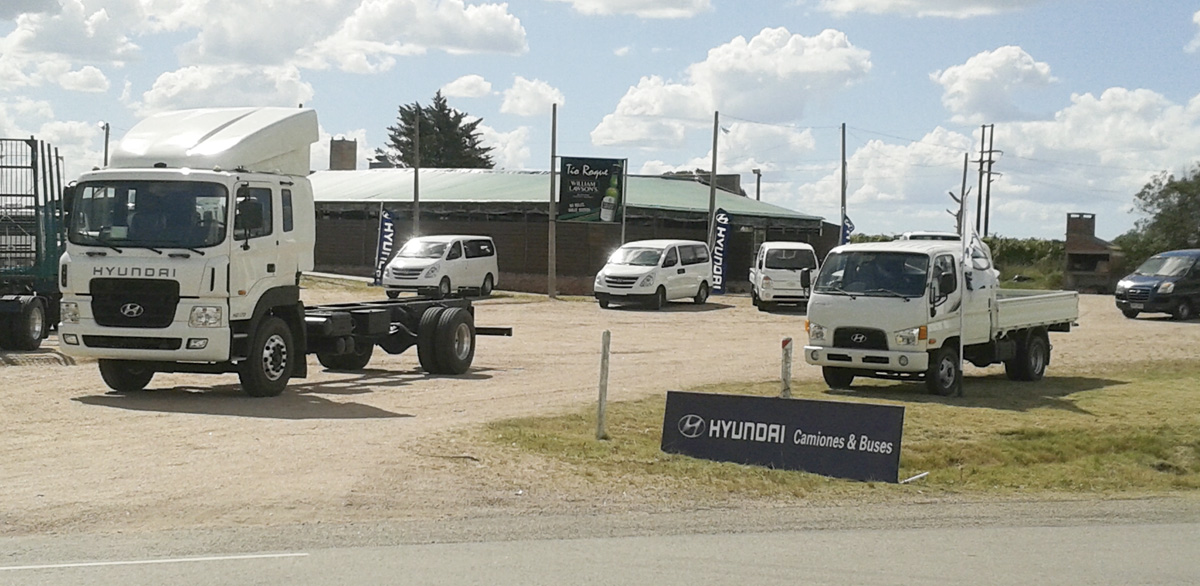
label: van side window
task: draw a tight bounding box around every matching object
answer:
[692,245,709,264]
[446,241,463,260]
[679,245,696,265]
[464,239,495,258]
[663,247,678,267]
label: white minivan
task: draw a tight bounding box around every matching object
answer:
[750,241,819,311]
[382,235,499,299]
[593,239,712,309]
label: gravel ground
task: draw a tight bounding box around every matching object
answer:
[2,290,1198,537]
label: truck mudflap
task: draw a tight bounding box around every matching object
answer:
[803,344,929,373]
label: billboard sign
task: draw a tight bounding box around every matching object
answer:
[557,157,625,222]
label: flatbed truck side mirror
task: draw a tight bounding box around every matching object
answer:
[801,268,811,289]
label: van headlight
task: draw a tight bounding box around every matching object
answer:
[595,272,605,285]
[61,302,80,324]
[189,306,223,328]
[424,264,440,279]
[639,274,654,287]
[1158,281,1175,294]
[807,322,826,342]
[1116,279,1131,293]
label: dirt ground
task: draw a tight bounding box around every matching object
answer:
[2,290,1198,536]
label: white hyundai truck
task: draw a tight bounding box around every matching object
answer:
[58,107,509,397]
[803,239,1078,395]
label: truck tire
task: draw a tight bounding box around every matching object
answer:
[317,341,375,371]
[386,290,401,299]
[926,345,960,396]
[822,367,854,389]
[99,359,154,393]
[434,307,475,375]
[238,316,293,397]
[1005,331,1049,381]
[1173,300,1194,321]
[598,298,610,309]
[9,299,46,351]
[694,282,709,304]
[417,306,445,374]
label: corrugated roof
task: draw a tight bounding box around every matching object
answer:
[309,168,822,221]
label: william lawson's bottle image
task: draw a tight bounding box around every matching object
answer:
[600,175,620,222]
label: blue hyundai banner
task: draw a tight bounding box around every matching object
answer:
[712,208,730,294]
[840,215,855,245]
[661,391,904,483]
[373,207,396,286]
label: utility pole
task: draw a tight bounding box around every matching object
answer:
[101,122,110,167]
[840,122,847,244]
[752,168,762,201]
[974,124,1000,236]
[413,106,420,237]
[707,111,719,250]
[548,104,558,299]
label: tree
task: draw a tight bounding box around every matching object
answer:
[373,91,494,169]
[1116,165,1200,267]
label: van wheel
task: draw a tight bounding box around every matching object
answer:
[238,316,293,397]
[99,360,154,393]
[480,274,494,297]
[925,346,960,396]
[434,307,475,374]
[436,277,452,299]
[1173,300,1193,321]
[598,298,610,309]
[9,299,45,351]
[317,341,375,371]
[822,367,854,389]
[417,306,445,374]
[1005,331,1049,381]
[693,282,709,304]
[386,290,400,299]
[649,287,666,310]
[1121,308,1139,319]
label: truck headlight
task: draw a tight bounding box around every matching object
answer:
[762,275,773,289]
[424,264,440,279]
[807,321,826,342]
[61,302,79,324]
[639,274,654,287]
[189,306,223,328]
[1158,281,1175,294]
[894,326,927,347]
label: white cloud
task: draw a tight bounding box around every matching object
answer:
[1187,10,1200,53]
[813,0,1041,18]
[0,0,60,20]
[171,0,349,66]
[614,46,632,57]
[442,74,492,98]
[477,124,531,169]
[638,122,817,176]
[301,0,527,73]
[7,0,141,62]
[136,65,315,115]
[593,28,870,148]
[58,65,111,92]
[500,77,564,117]
[931,46,1055,124]
[0,100,106,181]
[548,0,711,18]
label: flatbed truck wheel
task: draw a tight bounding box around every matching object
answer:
[417,306,445,374]
[926,345,960,396]
[238,316,293,397]
[317,342,375,371]
[9,299,45,351]
[434,307,475,374]
[99,359,154,393]
[1005,330,1049,381]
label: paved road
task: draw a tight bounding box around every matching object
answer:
[3,500,1198,585]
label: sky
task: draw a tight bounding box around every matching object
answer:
[3,0,1199,241]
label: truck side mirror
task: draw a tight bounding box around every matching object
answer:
[62,183,76,215]
[938,271,957,295]
[801,268,812,289]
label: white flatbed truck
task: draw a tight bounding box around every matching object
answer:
[58,107,509,396]
[803,239,1078,395]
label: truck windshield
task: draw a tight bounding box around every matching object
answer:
[1133,255,1194,277]
[815,251,929,298]
[398,240,447,259]
[609,247,662,266]
[68,181,228,249]
[764,249,817,270]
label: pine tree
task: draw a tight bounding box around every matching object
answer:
[373,91,494,169]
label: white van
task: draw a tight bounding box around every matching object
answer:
[593,239,712,309]
[750,241,819,311]
[382,235,499,299]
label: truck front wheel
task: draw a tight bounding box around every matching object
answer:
[238,316,293,397]
[822,367,854,389]
[99,359,154,393]
[1173,300,1193,321]
[1005,331,1049,381]
[926,346,961,396]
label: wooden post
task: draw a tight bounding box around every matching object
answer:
[597,330,611,440]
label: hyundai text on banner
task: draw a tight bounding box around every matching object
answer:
[712,208,730,294]
[373,207,396,286]
[661,391,904,483]
[557,157,625,222]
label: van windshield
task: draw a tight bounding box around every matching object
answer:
[815,251,929,297]
[609,247,662,266]
[398,240,447,259]
[1134,255,1194,277]
[765,249,817,270]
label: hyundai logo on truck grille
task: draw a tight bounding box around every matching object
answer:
[678,414,706,438]
[120,303,145,318]
[851,333,867,344]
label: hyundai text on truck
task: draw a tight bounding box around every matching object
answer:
[803,239,1078,395]
[58,107,509,397]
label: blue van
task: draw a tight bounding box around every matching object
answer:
[1114,249,1200,320]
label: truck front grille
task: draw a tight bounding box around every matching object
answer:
[833,327,888,351]
[90,278,180,329]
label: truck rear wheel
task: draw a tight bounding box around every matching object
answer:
[434,307,475,374]
[822,367,854,389]
[99,359,154,393]
[317,341,375,371]
[417,306,445,374]
[1005,331,1049,381]
[926,346,960,396]
[238,316,293,397]
[9,299,45,351]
